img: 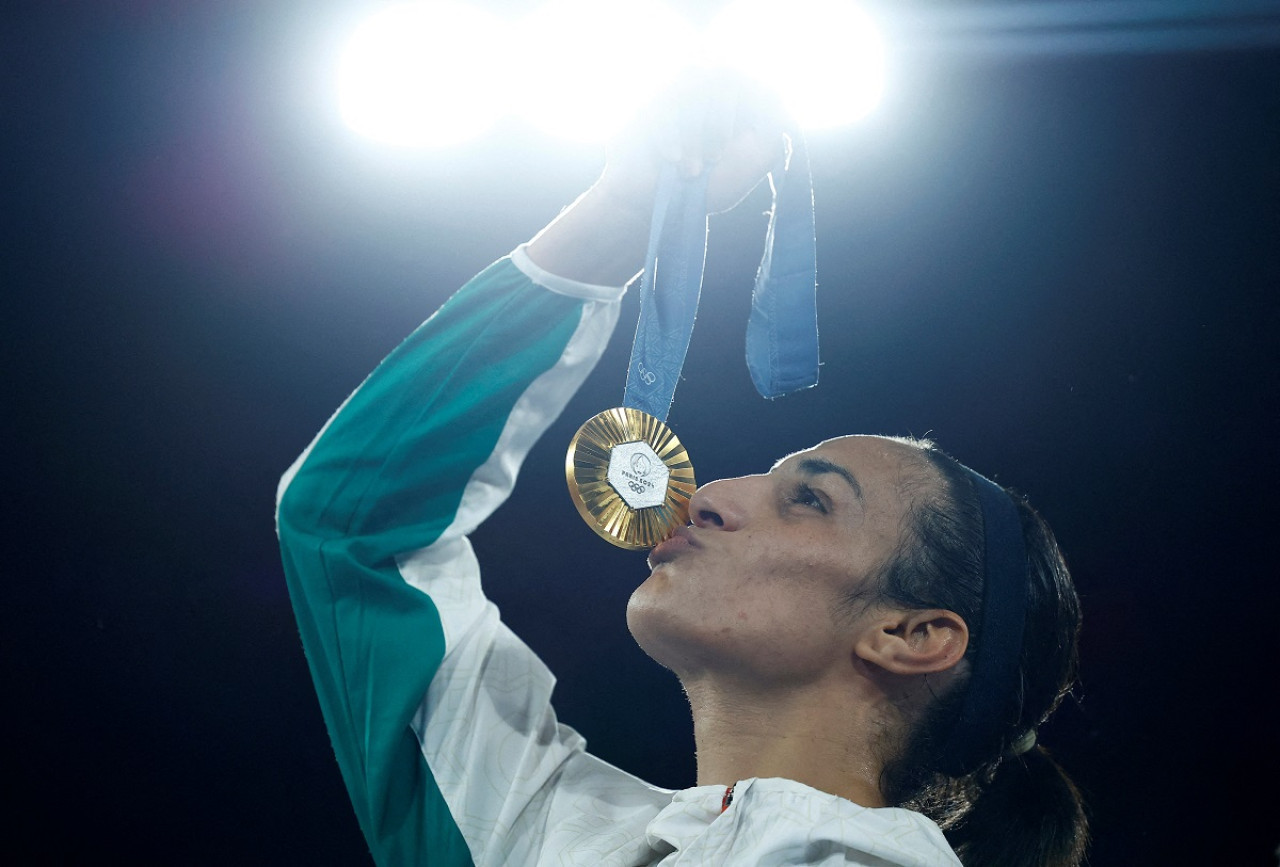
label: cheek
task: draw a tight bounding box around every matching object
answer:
[626,568,853,684]
[625,577,734,675]
[742,534,859,600]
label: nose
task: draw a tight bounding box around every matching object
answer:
[688,475,754,531]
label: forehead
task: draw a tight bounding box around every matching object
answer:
[773,435,924,474]
[774,435,937,505]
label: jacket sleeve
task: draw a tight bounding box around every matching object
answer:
[275,249,636,866]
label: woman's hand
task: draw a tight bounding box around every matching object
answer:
[597,68,791,217]
[525,69,790,286]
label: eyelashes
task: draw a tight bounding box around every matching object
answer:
[786,482,828,514]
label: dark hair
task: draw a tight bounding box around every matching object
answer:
[870,439,1088,867]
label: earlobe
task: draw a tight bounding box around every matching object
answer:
[854,608,969,676]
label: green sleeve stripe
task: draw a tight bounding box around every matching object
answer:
[277,259,590,865]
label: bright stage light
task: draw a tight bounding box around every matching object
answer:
[335,1,886,146]
[707,0,884,129]
[515,0,697,143]
[336,1,510,146]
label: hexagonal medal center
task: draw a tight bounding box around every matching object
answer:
[607,441,669,510]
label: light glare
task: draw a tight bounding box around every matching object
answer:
[707,0,884,128]
[515,0,697,143]
[335,0,886,146]
[337,2,510,146]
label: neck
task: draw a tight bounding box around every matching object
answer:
[683,676,889,808]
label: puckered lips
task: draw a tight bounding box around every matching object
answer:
[647,525,698,569]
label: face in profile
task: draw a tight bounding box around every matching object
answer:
[627,435,936,687]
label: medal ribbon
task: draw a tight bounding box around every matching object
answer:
[623,132,819,422]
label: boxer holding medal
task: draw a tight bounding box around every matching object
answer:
[566,85,821,550]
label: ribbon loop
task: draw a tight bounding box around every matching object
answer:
[747,132,820,398]
[623,131,820,421]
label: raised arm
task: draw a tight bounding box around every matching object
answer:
[527,68,789,284]
[275,72,787,867]
[275,249,630,865]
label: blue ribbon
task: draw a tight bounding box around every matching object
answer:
[747,133,820,398]
[623,133,820,422]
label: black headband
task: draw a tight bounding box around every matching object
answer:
[936,466,1029,775]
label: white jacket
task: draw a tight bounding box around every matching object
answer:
[276,248,961,867]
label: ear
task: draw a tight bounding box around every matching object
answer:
[854,608,969,676]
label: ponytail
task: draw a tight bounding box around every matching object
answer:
[945,746,1088,866]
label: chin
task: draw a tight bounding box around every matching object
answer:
[625,588,685,674]
[625,588,718,678]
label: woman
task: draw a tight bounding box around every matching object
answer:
[276,76,1088,866]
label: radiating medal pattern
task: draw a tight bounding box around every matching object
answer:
[565,407,695,550]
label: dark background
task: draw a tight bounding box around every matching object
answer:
[6,1,1278,864]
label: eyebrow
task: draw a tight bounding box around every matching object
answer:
[794,457,864,503]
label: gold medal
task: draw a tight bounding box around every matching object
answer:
[565,407,696,550]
